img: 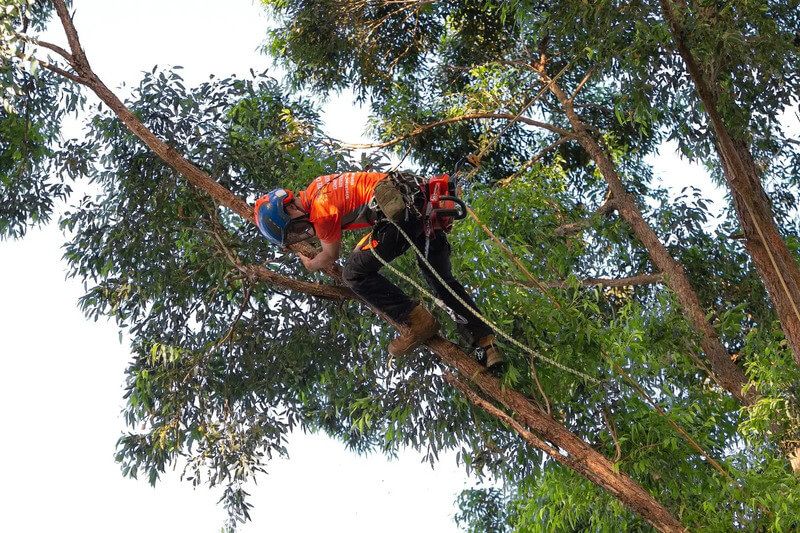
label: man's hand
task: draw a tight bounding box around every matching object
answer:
[297,240,341,272]
[297,252,315,271]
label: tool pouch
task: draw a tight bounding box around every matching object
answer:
[373,177,408,222]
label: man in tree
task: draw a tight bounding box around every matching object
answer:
[254,171,504,368]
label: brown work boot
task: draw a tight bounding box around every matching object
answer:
[476,334,504,369]
[388,304,440,357]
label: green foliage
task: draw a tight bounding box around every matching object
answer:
[55,68,352,527]
[0,0,83,238]
[455,487,511,533]
[740,326,800,456]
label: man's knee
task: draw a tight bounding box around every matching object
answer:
[342,257,361,288]
[342,251,378,289]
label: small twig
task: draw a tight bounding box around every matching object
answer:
[529,355,551,415]
[337,112,576,150]
[620,441,662,463]
[181,280,252,385]
[14,51,84,84]
[554,197,618,237]
[505,273,665,290]
[680,340,726,392]
[601,406,622,463]
[445,372,560,455]
[211,228,247,274]
[573,102,617,116]
[215,282,254,351]
[497,137,570,187]
[14,33,74,64]
[571,68,595,101]
[464,203,557,302]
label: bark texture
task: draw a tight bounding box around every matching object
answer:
[659,0,800,369]
[435,339,689,533]
[722,142,800,366]
[659,0,800,471]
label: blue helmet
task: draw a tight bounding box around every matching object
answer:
[254,188,315,246]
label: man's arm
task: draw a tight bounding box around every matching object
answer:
[298,239,341,272]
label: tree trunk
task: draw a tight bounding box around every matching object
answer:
[542,71,754,406]
[659,0,800,369]
[659,0,800,472]
[723,142,800,363]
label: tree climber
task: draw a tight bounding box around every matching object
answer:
[254,171,504,369]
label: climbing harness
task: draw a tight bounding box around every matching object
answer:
[365,163,602,383]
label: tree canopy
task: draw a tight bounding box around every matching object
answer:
[3,0,800,531]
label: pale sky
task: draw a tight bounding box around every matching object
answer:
[0,1,475,531]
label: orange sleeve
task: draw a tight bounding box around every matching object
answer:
[309,196,342,243]
[315,214,342,244]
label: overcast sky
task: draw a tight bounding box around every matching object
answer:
[0,1,476,531]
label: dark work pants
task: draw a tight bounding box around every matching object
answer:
[341,215,493,344]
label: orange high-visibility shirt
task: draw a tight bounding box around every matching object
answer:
[299,172,387,244]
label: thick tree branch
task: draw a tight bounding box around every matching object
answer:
[241,263,354,300]
[660,0,800,379]
[446,372,560,453]
[660,2,800,469]
[537,58,755,406]
[52,0,253,223]
[505,273,665,290]
[436,347,688,533]
[52,1,85,67]
[338,112,576,150]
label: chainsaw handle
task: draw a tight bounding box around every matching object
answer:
[431,196,467,219]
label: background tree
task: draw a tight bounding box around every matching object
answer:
[0,0,83,237]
